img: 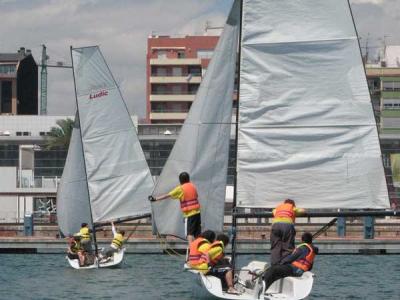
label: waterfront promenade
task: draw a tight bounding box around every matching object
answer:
[1,218,399,254]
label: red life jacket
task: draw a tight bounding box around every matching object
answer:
[273,203,296,223]
[207,241,224,266]
[188,238,210,266]
[291,243,315,271]
[180,182,200,213]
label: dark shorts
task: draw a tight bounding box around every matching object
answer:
[67,252,79,260]
[186,213,201,237]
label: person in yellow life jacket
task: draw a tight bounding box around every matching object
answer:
[100,222,125,262]
[206,234,241,295]
[150,172,201,245]
[188,230,215,273]
[67,235,85,266]
[75,222,93,254]
[264,232,318,291]
[270,199,305,265]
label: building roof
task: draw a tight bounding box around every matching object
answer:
[0,53,25,62]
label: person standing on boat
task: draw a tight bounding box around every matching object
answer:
[188,230,215,273]
[75,223,93,254]
[264,232,317,291]
[100,221,125,262]
[150,172,201,245]
[205,233,241,295]
[270,199,305,265]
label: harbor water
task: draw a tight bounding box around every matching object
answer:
[0,254,399,300]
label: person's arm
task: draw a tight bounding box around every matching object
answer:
[150,186,182,202]
[280,246,307,264]
[111,222,117,237]
[153,193,170,201]
[294,207,305,216]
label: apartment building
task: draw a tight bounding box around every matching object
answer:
[0,47,38,115]
[146,35,219,123]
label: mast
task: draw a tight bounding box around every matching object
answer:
[231,0,244,270]
[70,46,99,256]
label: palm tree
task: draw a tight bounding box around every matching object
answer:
[45,118,74,150]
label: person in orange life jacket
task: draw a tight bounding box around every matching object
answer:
[206,233,241,295]
[100,222,125,262]
[264,232,318,291]
[188,230,216,273]
[270,199,305,265]
[150,172,201,245]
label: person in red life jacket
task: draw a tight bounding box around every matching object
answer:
[264,232,318,291]
[270,199,305,265]
[150,172,201,245]
[188,230,215,273]
[206,233,241,295]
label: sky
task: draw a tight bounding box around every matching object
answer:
[0,0,399,118]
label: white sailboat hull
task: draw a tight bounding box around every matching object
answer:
[67,248,125,270]
[186,261,313,300]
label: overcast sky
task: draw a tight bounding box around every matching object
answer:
[0,0,399,118]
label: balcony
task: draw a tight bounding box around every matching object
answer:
[150,112,188,120]
[150,76,202,84]
[150,94,196,102]
[150,58,201,66]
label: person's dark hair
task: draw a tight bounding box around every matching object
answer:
[73,235,81,241]
[81,222,88,228]
[119,230,125,236]
[301,232,313,244]
[179,172,190,184]
[284,199,296,206]
[201,230,215,243]
[216,233,230,246]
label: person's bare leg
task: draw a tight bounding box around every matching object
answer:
[226,270,240,294]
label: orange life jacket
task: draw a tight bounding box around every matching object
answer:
[188,238,210,266]
[180,182,200,213]
[207,241,224,266]
[291,243,315,271]
[273,203,296,223]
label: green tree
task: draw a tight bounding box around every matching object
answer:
[45,118,74,150]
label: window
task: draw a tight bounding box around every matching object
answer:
[157,50,168,59]
[172,67,182,76]
[177,51,185,58]
[16,132,22,136]
[383,81,400,91]
[1,81,12,113]
[0,64,16,74]
[23,132,30,136]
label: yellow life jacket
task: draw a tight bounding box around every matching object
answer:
[79,227,91,241]
[71,241,81,253]
[112,233,125,249]
[207,241,224,266]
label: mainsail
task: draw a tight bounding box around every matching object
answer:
[236,0,390,209]
[57,115,91,236]
[57,46,153,236]
[151,0,240,239]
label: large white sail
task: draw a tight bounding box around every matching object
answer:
[236,0,389,209]
[71,46,154,223]
[57,115,92,236]
[151,0,240,239]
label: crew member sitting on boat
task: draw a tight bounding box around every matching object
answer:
[264,232,318,291]
[205,233,241,295]
[270,199,305,265]
[75,222,93,254]
[100,221,125,262]
[188,230,215,273]
[67,235,85,267]
[150,172,201,245]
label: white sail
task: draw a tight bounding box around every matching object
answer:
[236,0,389,209]
[71,46,154,224]
[57,115,92,236]
[151,0,240,239]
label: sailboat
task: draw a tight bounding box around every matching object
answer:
[57,46,154,269]
[151,0,397,298]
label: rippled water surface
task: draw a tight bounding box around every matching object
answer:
[0,254,399,299]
